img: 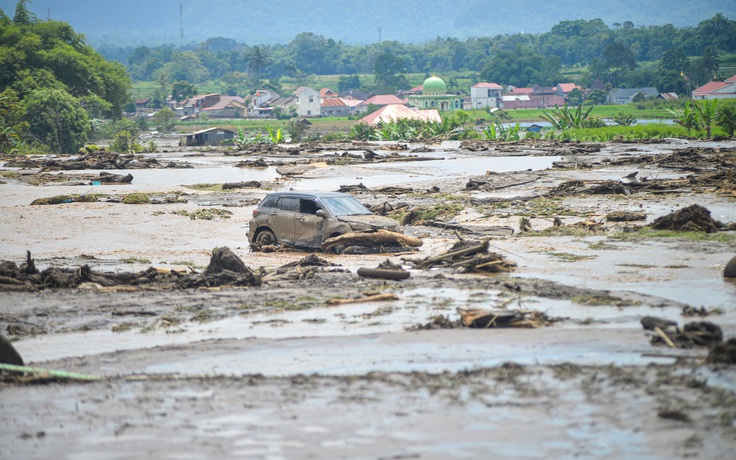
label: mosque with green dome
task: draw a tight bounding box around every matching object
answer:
[407,76,463,112]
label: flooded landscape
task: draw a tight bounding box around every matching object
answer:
[1,137,736,459]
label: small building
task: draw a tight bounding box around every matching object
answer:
[608,87,660,104]
[407,76,463,111]
[692,75,736,100]
[200,96,246,118]
[470,82,503,109]
[180,128,235,147]
[359,104,442,126]
[555,83,582,99]
[292,87,321,117]
[321,98,352,117]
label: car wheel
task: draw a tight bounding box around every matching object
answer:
[255,229,277,246]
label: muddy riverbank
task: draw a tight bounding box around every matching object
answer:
[1,138,736,459]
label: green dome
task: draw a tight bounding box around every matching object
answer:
[422,76,447,95]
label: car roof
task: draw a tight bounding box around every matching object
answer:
[264,191,354,199]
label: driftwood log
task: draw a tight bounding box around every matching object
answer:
[321,229,423,252]
[357,267,411,280]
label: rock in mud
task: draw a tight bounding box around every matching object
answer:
[650,204,722,233]
[707,338,736,364]
[205,247,252,275]
[724,255,736,278]
[0,334,24,366]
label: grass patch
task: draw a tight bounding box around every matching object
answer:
[393,203,463,225]
[186,183,224,192]
[111,322,136,333]
[121,193,150,204]
[617,263,656,268]
[31,194,99,205]
[588,241,619,250]
[265,296,321,311]
[571,294,638,306]
[120,257,152,264]
[547,252,597,262]
[546,124,690,142]
[611,228,736,243]
[170,208,233,220]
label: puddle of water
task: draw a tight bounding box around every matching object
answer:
[19,284,676,376]
[289,155,561,191]
[52,166,281,191]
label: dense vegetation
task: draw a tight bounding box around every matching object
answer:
[0,1,131,153]
[102,14,736,98]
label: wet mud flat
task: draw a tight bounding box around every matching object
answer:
[1,138,736,458]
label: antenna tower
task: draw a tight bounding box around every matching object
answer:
[180,4,184,47]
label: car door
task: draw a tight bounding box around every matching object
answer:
[293,198,324,248]
[269,196,298,244]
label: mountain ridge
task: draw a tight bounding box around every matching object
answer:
[1,0,733,47]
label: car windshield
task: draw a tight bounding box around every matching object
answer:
[320,196,371,216]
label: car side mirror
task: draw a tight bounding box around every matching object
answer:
[315,209,326,217]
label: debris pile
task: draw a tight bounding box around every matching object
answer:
[457,307,555,328]
[649,204,723,233]
[262,254,344,282]
[405,239,516,274]
[707,338,736,364]
[641,316,723,348]
[4,151,188,170]
[320,229,422,253]
[0,248,261,292]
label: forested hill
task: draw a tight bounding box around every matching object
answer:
[1,0,735,46]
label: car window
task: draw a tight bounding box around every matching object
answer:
[260,195,278,208]
[321,196,371,216]
[277,197,299,212]
[299,199,320,215]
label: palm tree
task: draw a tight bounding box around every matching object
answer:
[248,46,269,84]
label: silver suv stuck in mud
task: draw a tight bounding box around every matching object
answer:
[248,191,401,250]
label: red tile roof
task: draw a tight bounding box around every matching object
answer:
[508,87,534,94]
[557,83,581,93]
[473,82,503,89]
[361,95,407,106]
[321,98,347,107]
[693,81,728,95]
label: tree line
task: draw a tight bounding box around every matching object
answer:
[0,1,131,153]
[100,14,736,96]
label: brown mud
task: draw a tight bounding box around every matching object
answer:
[1,137,736,459]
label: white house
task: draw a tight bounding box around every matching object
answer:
[608,87,659,104]
[470,82,503,109]
[692,75,736,100]
[292,87,321,117]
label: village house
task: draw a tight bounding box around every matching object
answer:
[292,87,321,117]
[360,104,441,126]
[692,75,736,100]
[179,127,235,146]
[555,83,582,99]
[608,87,660,104]
[470,82,503,109]
[200,95,246,118]
[321,98,353,117]
[175,94,246,118]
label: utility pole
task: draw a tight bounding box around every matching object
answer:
[179,4,184,47]
[378,27,382,44]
